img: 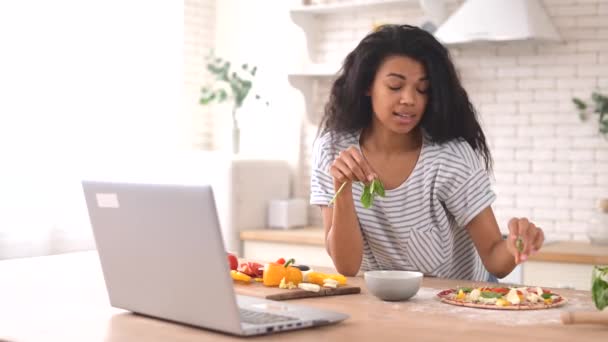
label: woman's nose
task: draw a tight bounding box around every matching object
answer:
[399,87,416,106]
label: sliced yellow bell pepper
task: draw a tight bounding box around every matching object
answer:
[230,270,251,282]
[496,298,510,307]
[456,289,466,300]
[306,272,347,286]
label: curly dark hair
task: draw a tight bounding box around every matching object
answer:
[318,24,492,171]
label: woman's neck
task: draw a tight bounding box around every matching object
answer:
[360,123,422,156]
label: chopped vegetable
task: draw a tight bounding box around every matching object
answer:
[480,291,503,299]
[227,253,238,271]
[230,270,252,282]
[285,265,303,285]
[262,262,302,287]
[516,237,524,253]
[276,258,285,265]
[306,272,347,286]
[263,263,286,286]
[496,298,510,307]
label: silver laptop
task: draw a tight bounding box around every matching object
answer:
[82,180,348,336]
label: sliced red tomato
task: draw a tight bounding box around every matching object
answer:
[227,253,238,271]
[276,258,286,265]
[489,288,509,294]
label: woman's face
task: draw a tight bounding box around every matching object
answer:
[367,55,429,135]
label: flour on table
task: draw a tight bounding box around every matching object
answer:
[387,287,590,326]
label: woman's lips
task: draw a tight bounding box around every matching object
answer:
[393,112,415,124]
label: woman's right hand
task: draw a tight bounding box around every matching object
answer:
[329,146,376,189]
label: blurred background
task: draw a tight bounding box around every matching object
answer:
[0,0,606,290]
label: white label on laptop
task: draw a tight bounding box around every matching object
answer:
[96,193,120,208]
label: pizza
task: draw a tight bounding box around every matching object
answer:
[436,286,567,310]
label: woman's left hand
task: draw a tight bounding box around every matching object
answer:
[506,217,545,264]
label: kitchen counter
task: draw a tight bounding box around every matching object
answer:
[240,226,325,246]
[529,240,608,265]
[1,251,606,341]
[241,227,608,265]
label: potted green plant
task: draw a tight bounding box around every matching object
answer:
[572,91,608,139]
[573,92,608,248]
[199,51,268,154]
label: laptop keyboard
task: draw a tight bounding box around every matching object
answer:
[239,309,298,325]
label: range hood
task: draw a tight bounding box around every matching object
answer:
[434,0,562,44]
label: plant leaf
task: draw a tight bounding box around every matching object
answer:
[199,92,216,104]
[572,98,587,110]
[375,179,385,197]
[218,89,227,101]
[592,267,608,310]
[361,184,372,208]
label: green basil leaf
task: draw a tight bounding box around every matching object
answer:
[541,293,552,299]
[361,185,372,208]
[375,179,385,197]
[480,291,503,299]
[458,287,473,293]
[515,237,524,253]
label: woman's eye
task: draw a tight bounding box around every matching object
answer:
[416,88,428,94]
[388,85,401,91]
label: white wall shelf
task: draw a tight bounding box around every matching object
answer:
[288,0,429,124]
[290,0,413,15]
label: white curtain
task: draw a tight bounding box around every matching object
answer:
[0,1,184,259]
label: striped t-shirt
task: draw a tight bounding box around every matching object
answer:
[310,130,496,281]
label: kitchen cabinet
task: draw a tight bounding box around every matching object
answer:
[524,241,608,291]
[240,227,333,267]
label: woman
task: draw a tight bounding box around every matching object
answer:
[310,25,544,281]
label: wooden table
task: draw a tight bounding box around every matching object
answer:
[1,252,606,342]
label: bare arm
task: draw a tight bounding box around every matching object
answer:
[320,146,376,276]
[321,181,363,276]
[467,206,545,278]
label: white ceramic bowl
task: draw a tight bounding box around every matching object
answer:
[364,270,423,301]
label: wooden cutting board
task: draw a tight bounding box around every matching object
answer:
[233,281,361,301]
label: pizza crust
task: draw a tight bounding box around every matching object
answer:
[436,289,568,310]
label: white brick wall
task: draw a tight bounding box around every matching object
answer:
[185,0,215,149]
[298,0,608,242]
